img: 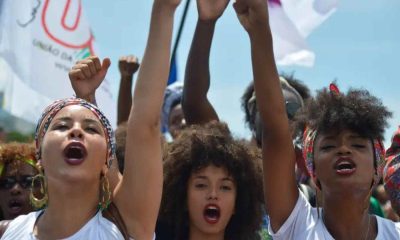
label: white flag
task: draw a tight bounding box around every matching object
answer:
[0,0,116,129]
[268,0,338,66]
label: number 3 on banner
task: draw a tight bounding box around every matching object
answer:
[41,0,95,54]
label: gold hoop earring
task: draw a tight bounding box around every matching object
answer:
[30,170,48,209]
[98,175,111,210]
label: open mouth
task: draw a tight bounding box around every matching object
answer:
[334,158,356,175]
[8,199,22,214]
[203,204,221,224]
[63,142,87,165]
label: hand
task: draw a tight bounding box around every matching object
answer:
[233,0,268,33]
[197,0,230,21]
[119,55,140,79]
[69,56,111,100]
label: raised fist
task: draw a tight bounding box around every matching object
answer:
[118,55,140,78]
[69,56,111,100]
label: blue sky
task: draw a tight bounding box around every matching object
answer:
[84,0,400,145]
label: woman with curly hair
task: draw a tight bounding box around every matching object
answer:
[0,143,38,220]
[249,0,400,237]
[159,122,264,240]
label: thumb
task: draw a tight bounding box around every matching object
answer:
[101,58,111,72]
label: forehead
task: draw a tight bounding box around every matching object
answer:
[52,105,100,123]
[315,129,369,142]
[2,162,36,177]
[192,165,231,179]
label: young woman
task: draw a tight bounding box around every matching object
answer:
[159,122,264,240]
[0,143,38,220]
[246,0,400,238]
[383,126,400,215]
[0,0,182,239]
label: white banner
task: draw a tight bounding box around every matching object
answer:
[0,0,116,130]
[269,0,338,66]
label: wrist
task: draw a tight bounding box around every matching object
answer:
[78,92,96,104]
[121,74,134,81]
[248,25,272,42]
[198,18,218,26]
[153,1,178,16]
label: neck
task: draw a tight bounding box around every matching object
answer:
[35,180,100,239]
[321,190,374,239]
[189,225,224,240]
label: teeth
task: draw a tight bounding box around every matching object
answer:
[208,206,218,210]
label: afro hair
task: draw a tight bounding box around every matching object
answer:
[295,85,392,140]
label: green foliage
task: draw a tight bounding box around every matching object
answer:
[6,131,34,143]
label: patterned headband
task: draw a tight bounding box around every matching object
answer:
[35,98,115,168]
[302,84,386,180]
[383,127,400,207]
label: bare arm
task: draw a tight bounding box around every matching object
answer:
[182,0,229,125]
[117,55,140,125]
[234,0,298,231]
[113,1,180,239]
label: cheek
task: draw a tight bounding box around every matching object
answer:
[187,188,202,215]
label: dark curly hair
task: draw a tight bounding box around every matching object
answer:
[160,121,264,240]
[294,85,392,140]
[241,74,310,137]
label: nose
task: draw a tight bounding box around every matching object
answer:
[69,125,84,139]
[9,182,22,196]
[207,187,218,200]
[337,142,352,155]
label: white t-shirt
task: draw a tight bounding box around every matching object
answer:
[1,210,126,240]
[268,190,400,240]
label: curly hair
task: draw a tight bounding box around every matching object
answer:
[160,121,264,240]
[241,74,310,135]
[294,86,392,140]
[0,142,36,176]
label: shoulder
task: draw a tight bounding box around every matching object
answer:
[376,215,400,239]
[268,190,321,239]
[1,211,40,239]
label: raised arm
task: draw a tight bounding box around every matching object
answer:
[113,0,181,239]
[234,0,298,231]
[182,0,229,125]
[117,55,140,125]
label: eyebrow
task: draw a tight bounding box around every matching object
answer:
[193,176,234,182]
[54,117,100,125]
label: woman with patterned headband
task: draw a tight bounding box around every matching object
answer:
[383,127,400,217]
[0,0,182,239]
[247,0,399,237]
[0,143,38,221]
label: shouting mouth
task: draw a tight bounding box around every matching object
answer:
[334,158,356,175]
[63,142,87,165]
[203,204,221,224]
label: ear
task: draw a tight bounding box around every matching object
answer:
[372,174,379,187]
[315,178,322,191]
[101,164,108,176]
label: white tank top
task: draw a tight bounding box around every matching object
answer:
[1,210,126,240]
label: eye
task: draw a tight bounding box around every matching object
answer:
[352,144,366,148]
[194,183,207,189]
[54,123,69,131]
[86,126,99,134]
[221,185,232,191]
[320,145,335,151]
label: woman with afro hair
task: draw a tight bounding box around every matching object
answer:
[0,142,38,221]
[250,0,399,235]
[158,121,264,240]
